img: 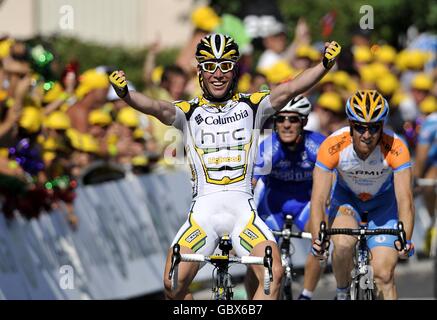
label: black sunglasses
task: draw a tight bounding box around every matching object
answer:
[275,115,302,124]
[352,122,382,134]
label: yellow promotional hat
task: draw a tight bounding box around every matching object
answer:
[375,45,397,64]
[116,107,140,127]
[261,60,295,84]
[354,46,372,63]
[317,92,343,113]
[89,109,112,126]
[419,96,437,114]
[19,106,42,133]
[44,111,71,130]
[376,74,400,96]
[411,73,433,91]
[191,6,221,32]
[75,69,109,99]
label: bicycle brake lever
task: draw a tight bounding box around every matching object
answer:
[397,221,407,251]
[169,244,181,279]
[264,246,273,282]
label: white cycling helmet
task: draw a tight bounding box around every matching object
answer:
[279,95,312,116]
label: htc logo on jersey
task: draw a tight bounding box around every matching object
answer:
[204,110,249,125]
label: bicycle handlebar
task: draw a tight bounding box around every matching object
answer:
[168,244,274,295]
[318,221,407,255]
[416,178,437,188]
[271,229,312,240]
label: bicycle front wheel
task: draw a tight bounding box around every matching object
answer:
[280,274,293,300]
[351,277,375,300]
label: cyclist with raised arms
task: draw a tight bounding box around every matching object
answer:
[247,96,325,300]
[310,90,415,300]
[109,33,341,300]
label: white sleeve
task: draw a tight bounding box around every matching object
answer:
[255,95,276,129]
[171,106,187,132]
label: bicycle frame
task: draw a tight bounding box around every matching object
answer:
[350,222,375,300]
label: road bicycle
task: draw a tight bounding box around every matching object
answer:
[317,218,407,300]
[270,214,312,300]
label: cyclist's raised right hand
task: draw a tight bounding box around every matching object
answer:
[109,70,128,98]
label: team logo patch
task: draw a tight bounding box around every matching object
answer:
[195,114,204,125]
[185,229,201,243]
[243,229,259,240]
[375,235,386,243]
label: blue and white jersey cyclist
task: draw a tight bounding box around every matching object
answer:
[254,95,325,232]
[251,96,326,300]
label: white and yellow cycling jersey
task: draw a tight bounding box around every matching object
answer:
[172,91,275,198]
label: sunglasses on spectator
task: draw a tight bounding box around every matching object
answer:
[352,122,382,134]
[199,61,235,73]
[275,115,302,124]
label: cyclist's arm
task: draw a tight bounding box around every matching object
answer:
[269,41,340,111]
[414,144,430,179]
[394,168,415,240]
[309,166,333,239]
[123,91,176,125]
[109,70,176,125]
[269,62,329,111]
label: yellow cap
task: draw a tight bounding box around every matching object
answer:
[151,65,164,85]
[359,65,376,84]
[411,73,433,91]
[43,82,65,104]
[80,134,100,154]
[43,151,56,163]
[261,60,294,84]
[237,73,251,93]
[395,50,409,71]
[317,92,343,113]
[0,38,14,59]
[332,71,350,89]
[419,96,437,114]
[296,45,321,61]
[133,127,146,140]
[116,107,140,127]
[89,109,112,126]
[376,74,399,96]
[320,72,335,85]
[370,62,390,78]
[75,69,109,99]
[405,50,430,70]
[131,155,149,167]
[375,45,397,64]
[390,89,407,107]
[44,111,71,130]
[354,46,372,63]
[19,106,42,133]
[0,89,7,101]
[191,6,221,32]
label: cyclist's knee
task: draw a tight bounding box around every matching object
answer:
[332,235,356,253]
[373,268,395,287]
